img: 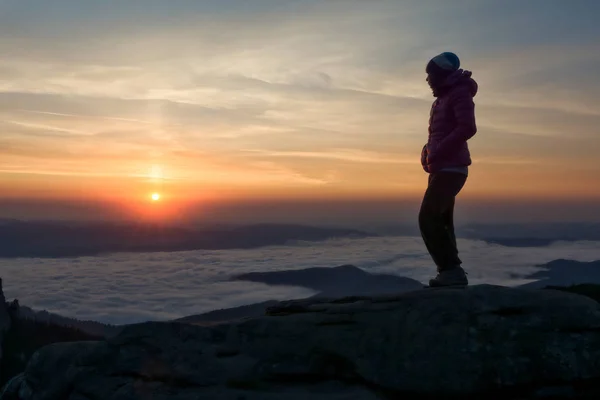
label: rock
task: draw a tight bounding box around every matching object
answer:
[0,278,11,333]
[175,300,281,326]
[5,285,600,399]
[0,374,26,400]
[0,295,104,389]
[545,284,600,305]
[0,279,13,379]
[533,385,576,398]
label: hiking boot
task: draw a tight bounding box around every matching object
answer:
[429,266,468,287]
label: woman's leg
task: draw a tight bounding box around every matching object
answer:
[419,172,466,272]
[443,196,463,267]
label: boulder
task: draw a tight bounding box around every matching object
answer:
[4,285,600,399]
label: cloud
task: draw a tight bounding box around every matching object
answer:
[5,120,90,136]
[0,0,598,201]
[17,109,156,125]
[240,148,413,164]
[1,236,599,325]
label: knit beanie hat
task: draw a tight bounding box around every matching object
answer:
[426,52,460,77]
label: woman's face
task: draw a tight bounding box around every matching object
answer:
[426,73,443,90]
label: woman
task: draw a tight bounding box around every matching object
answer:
[420,52,478,287]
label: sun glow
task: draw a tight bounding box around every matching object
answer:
[149,165,163,181]
[151,193,160,201]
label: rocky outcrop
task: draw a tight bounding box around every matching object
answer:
[4,285,600,399]
[0,282,103,391]
[174,300,281,326]
[0,280,12,380]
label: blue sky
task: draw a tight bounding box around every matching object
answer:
[0,0,599,222]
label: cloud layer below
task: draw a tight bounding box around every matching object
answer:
[1,235,599,325]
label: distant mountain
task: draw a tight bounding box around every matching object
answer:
[481,238,557,247]
[0,221,374,258]
[230,264,424,298]
[355,223,421,237]
[517,259,600,289]
[363,222,600,246]
[458,222,600,246]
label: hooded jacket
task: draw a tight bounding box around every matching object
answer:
[421,69,478,173]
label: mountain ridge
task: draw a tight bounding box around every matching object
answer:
[0,221,373,258]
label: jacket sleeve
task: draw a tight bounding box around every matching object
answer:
[428,89,476,162]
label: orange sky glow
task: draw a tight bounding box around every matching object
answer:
[1,1,599,223]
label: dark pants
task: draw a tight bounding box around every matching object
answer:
[419,172,467,272]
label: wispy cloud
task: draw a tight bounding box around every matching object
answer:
[17,109,156,124]
[0,0,598,204]
[5,120,90,135]
[240,148,413,164]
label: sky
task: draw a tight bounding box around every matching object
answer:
[1,0,599,224]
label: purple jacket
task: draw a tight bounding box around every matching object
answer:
[421,69,478,173]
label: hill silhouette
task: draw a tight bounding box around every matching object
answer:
[0,221,372,258]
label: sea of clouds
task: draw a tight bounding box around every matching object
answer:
[1,236,599,325]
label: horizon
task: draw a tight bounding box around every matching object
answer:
[2,197,600,226]
[1,0,599,223]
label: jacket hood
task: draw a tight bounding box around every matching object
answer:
[443,69,478,97]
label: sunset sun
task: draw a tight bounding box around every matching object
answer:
[151,193,160,201]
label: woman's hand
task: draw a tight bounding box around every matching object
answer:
[421,144,430,173]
